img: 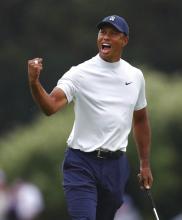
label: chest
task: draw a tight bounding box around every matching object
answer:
[78,69,140,108]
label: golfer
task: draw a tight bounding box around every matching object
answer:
[28,15,153,220]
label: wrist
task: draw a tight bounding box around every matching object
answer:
[140,159,150,169]
[29,78,40,87]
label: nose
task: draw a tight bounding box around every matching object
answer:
[103,33,110,41]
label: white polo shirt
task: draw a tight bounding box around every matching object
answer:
[57,54,147,152]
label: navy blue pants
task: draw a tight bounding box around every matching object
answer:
[62,148,130,220]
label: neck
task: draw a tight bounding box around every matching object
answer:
[99,53,121,63]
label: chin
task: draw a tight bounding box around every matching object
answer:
[100,53,111,61]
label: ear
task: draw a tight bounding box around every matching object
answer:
[122,36,129,47]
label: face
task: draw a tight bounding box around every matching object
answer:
[97,25,128,62]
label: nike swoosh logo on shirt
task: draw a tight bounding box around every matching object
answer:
[125,82,133,85]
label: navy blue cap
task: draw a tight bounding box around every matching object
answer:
[97,15,129,36]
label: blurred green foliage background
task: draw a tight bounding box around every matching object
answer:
[0,0,182,219]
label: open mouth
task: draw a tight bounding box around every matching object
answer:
[101,43,112,53]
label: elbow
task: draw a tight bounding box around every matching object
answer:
[40,101,64,116]
[42,108,56,116]
[44,111,53,116]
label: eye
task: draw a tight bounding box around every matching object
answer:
[111,31,119,36]
[100,29,106,34]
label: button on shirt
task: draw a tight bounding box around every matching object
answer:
[56,54,147,152]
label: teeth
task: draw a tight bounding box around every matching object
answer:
[102,43,111,47]
[102,43,111,49]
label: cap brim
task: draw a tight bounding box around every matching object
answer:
[97,21,125,34]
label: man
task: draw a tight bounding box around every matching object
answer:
[28,15,153,220]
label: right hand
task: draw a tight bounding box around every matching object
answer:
[28,58,43,83]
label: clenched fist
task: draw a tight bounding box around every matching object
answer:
[28,58,43,84]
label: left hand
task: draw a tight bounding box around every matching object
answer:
[138,166,153,190]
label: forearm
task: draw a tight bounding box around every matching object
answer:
[28,58,68,115]
[133,108,153,188]
[29,80,57,116]
[133,118,151,168]
[133,108,151,168]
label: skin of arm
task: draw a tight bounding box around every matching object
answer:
[28,58,68,116]
[132,107,153,189]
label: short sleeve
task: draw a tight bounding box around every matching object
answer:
[134,71,147,111]
[56,67,77,103]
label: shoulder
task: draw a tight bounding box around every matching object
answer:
[121,59,145,80]
[120,59,146,90]
[66,56,96,74]
[122,59,142,74]
[59,56,96,85]
[75,55,98,69]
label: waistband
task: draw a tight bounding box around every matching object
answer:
[70,148,124,159]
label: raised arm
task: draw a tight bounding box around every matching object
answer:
[133,107,153,189]
[28,58,68,116]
